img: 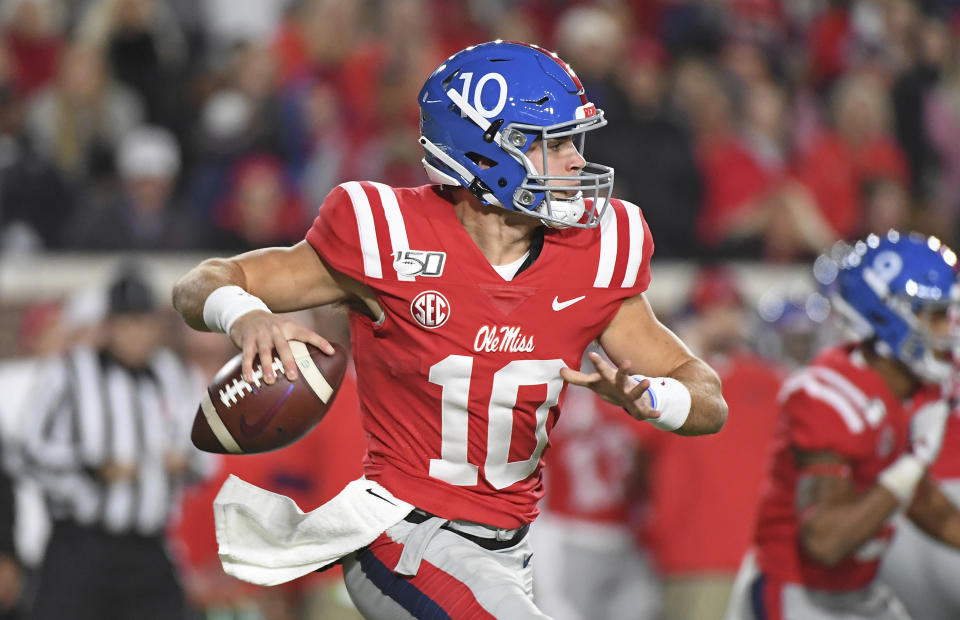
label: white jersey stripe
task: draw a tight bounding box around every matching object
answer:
[593,200,617,288]
[780,372,865,434]
[370,182,414,282]
[341,181,382,279]
[620,200,644,288]
[810,367,869,410]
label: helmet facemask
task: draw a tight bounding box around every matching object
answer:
[499,115,614,229]
[896,296,960,384]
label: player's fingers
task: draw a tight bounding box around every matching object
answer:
[626,377,650,402]
[560,367,601,386]
[587,352,618,383]
[284,323,336,356]
[272,325,299,382]
[240,332,258,383]
[256,332,277,384]
[614,360,632,391]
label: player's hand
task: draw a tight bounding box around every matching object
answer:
[229,310,335,384]
[910,399,950,466]
[560,351,657,421]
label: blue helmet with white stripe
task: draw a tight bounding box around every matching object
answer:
[418,40,614,228]
[815,231,960,383]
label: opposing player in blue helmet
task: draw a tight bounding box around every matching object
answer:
[419,40,614,228]
[173,40,727,619]
[727,230,960,620]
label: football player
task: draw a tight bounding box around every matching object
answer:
[725,231,960,620]
[173,41,727,619]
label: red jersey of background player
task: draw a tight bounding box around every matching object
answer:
[541,383,656,525]
[305,182,653,529]
[753,343,916,590]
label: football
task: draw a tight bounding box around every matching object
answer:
[191,340,348,454]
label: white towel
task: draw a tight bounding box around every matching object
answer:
[214,474,413,586]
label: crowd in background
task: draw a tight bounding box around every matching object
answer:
[4,0,960,619]
[1,0,960,258]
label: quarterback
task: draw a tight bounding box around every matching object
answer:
[174,41,727,619]
[726,232,960,620]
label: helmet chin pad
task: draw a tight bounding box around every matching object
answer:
[535,193,585,228]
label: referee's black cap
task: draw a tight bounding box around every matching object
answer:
[107,266,157,315]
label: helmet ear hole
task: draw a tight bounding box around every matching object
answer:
[466,152,498,169]
[498,178,507,187]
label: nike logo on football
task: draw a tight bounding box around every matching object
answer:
[365,488,397,506]
[552,295,586,311]
[239,384,294,438]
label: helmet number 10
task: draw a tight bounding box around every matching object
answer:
[456,72,509,118]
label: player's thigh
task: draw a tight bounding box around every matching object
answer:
[343,527,548,620]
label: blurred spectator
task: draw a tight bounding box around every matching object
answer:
[209,154,308,251]
[18,266,214,620]
[200,0,289,52]
[585,37,703,258]
[532,360,661,620]
[76,0,189,128]
[272,0,365,86]
[1,0,64,98]
[924,38,960,244]
[0,42,71,251]
[892,15,949,199]
[189,40,285,222]
[646,266,784,620]
[791,70,909,242]
[553,5,629,114]
[68,125,201,250]
[24,42,144,184]
[674,59,776,257]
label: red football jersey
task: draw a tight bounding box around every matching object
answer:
[753,344,912,590]
[541,384,655,525]
[306,183,653,528]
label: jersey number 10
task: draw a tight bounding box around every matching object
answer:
[428,355,565,489]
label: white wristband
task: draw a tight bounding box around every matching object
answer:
[877,454,925,506]
[630,375,692,431]
[202,285,271,335]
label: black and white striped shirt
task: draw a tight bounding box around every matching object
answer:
[21,347,215,536]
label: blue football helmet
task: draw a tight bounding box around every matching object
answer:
[815,231,960,383]
[418,40,614,228]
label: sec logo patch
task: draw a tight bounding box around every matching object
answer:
[411,290,450,329]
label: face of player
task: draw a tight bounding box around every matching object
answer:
[921,306,955,362]
[525,136,585,197]
[105,313,163,368]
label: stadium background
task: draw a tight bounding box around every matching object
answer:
[0,0,958,618]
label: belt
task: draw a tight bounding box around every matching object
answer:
[404,510,530,551]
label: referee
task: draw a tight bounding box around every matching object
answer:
[20,268,215,620]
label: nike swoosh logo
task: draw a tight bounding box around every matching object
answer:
[239,383,294,438]
[366,488,397,506]
[552,295,586,311]
[523,553,533,568]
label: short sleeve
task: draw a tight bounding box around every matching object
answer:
[781,382,872,460]
[591,199,655,295]
[305,183,369,283]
